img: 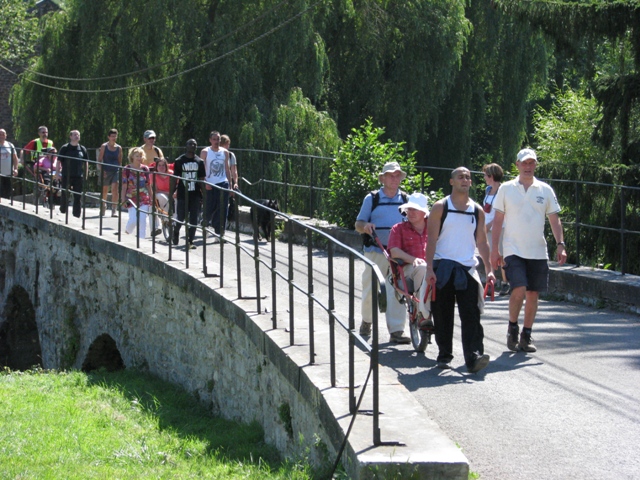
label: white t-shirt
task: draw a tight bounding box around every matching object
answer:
[0,141,16,176]
[203,147,228,185]
[493,176,561,260]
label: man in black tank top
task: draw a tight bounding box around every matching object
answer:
[426,167,495,373]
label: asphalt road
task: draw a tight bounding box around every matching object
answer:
[27,205,640,479]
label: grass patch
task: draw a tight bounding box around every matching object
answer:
[0,368,313,479]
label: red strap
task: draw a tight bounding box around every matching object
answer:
[483,278,495,301]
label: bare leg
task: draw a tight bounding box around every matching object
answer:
[509,285,526,324]
[111,182,119,211]
[523,290,539,328]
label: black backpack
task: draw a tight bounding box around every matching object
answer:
[361,189,409,247]
[439,195,481,238]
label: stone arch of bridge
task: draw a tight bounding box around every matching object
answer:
[81,333,125,372]
[0,284,42,370]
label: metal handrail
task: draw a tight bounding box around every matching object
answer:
[4,147,393,446]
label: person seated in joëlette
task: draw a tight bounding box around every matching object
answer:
[387,192,431,326]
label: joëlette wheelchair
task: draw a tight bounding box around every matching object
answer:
[370,231,435,352]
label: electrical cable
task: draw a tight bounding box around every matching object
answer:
[17,0,290,82]
[1,0,321,93]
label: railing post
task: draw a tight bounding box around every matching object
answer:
[328,241,336,387]
[288,218,295,346]
[575,182,581,267]
[307,228,315,364]
[309,156,314,219]
[372,271,381,445]
[348,253,356,414]
[621,188,626,275]
[284,155,289,214]
[271,209,277,329]
[135,170,140,249]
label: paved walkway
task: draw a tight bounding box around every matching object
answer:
[10,201,640,479]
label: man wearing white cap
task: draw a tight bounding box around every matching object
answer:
[426,167,494,373]
[491,148,567,353]
[387,192,431,323]
[355,162,411,344]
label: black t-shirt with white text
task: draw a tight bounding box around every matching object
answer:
[173,154,205,201]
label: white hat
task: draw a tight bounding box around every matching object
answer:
[517,148,537,163]
[399,192,429,216]
[144,130,157,139]
[379,162,407,180]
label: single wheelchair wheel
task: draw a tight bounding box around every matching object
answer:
[162,218,172,243]
[410,314,432,353]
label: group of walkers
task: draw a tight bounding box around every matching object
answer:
[356,149,567,374]
[0,126,239,249]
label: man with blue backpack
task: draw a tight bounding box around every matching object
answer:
[355,162,411,344]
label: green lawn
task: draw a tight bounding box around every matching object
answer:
[0,368,315,479]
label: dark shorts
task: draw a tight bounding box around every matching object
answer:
[102,168,119,185]
[504,255,549,292]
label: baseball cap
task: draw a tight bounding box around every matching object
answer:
[144,130,157,139]
[517,148,537,163]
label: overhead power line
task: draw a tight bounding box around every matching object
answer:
[1,0,321,94]
[18,0,290,83]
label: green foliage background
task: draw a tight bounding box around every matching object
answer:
[6,0,640,272]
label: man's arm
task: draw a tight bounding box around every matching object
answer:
[97,144,105,170]
[425,201,444,285]
[11,146,18,175]
[355,194,374,235]
[490,210,505,271]
[476,208,495,282]
[548,212,567,265]
[224,149,231,184]
[230,152,238,189]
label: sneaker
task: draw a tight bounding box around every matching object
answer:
[211,236,220,244]
[359,321,371,336]
[111,210,118,217]
[100,205,106,216]
[507,322,519,352]
[519,332,537,352]
[151,228,162,237]
[499,282,511,296]
[389,331,411,344]
[468,354,490,373]
[436,361,452,369]
[188,242,196,250]
[172,233,179,246]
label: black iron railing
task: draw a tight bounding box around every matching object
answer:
[4,147,395,447]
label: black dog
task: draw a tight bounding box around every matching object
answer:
[251,199,280,241]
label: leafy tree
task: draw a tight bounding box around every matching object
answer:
[0,0,39,68]
[497,0,640,166]
[238,87,341,215]
[326,119,431,228]
[533,85,639,273]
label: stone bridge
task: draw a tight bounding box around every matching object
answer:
[2,201,640,479]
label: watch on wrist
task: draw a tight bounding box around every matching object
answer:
[557,242,565,247]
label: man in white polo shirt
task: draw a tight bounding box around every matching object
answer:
[490,148,567,353]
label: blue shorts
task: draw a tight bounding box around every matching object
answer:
[504,255,549,292]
